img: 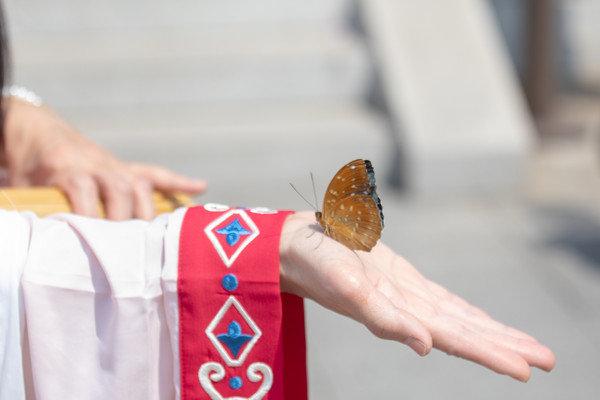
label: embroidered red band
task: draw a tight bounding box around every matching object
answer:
[178,204,307,400]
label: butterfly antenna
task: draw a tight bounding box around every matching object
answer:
[289,182,317,211]
[310,172,319,211]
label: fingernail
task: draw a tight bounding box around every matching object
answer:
[405,338,428,356]
[517,371,531,383]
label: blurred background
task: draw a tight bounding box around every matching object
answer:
[4,0,599,398]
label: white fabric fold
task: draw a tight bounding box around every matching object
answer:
[0,209,186,400]
[0,211,33,400]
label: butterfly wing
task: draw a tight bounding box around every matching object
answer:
[322,159,374,216]
[325,194,383,251]
[320,159,384,251]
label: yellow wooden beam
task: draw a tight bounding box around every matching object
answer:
[0,187,192,217]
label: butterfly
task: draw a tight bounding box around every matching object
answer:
[315,159,384,251]
[289,159,384,251]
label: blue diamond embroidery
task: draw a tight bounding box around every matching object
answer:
[216,321,253,358]
[216,219,252,246]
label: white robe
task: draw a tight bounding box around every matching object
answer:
[0,208,187,400]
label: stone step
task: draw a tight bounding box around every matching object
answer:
[60,101,390,206]
[3,0,388,206]
[10,27,369,108]
[11,26,359,66]
[4,0,352,32]
[65,100,386,153]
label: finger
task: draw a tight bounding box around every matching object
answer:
[429,317,531,382]
[445,300,538,341]
[425,281,490,319]
[96,174,134,220]
[423,281,555,371]
[60,174,100,217]
[441,305,555,370]
[131,164,207,194]
[431,292,555,370]
[7,172,30,186]
[353,284,432,356]
[386,283,545,368]
[468,327,556,371]
[427,280,540,343]
[132,178,155,220]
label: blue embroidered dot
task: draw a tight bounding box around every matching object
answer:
[221,274,238,292]
[229,376,243,390]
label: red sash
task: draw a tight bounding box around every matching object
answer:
[178,205,307,399]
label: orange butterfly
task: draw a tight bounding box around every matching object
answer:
[291,159,382,252]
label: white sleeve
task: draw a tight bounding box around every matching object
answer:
[22,212,176,400]
[160,207,187,400]
[0,211,34,400]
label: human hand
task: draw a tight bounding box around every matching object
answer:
[279,211,556,382]
[1,98,206,219]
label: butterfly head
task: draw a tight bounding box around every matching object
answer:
[315,211,323,226]
[315,211,330,235]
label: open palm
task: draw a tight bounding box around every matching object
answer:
[280,212,555,382]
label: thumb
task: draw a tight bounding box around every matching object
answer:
[130,164,207,194]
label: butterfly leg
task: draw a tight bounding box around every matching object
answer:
[312,232,325,251]
[351,249,368,273]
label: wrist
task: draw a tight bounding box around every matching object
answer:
[1,98,35,169]
[279,211,316,296]
[1,86,44,167]
[3,97,78,161]
[0,98,66,178]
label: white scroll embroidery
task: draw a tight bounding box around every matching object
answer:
[198,362,273,400]
[249,207,277,215]
[204,203,231,212]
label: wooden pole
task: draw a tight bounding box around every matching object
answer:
[0,187,192,217]
[525,0,555,121]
